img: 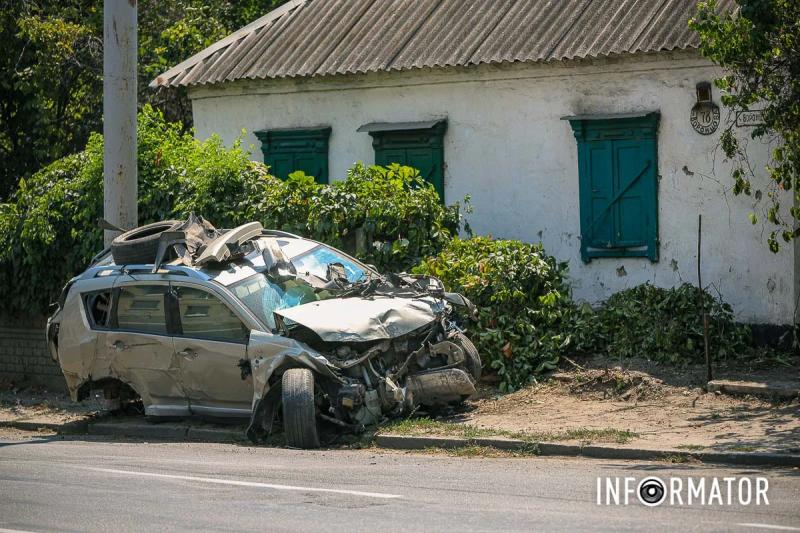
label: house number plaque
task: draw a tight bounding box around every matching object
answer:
[690,102,720,135]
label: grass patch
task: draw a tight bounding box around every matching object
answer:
[727,445,758,452]
[426,444,541,459]
[662,454,695,464]
[556,428,637,444]
[378,417,637,444]
[676,444,707,451]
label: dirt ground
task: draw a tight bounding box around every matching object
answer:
[452,354,800,453]
[0,380,102,425]
[2,356,798,454]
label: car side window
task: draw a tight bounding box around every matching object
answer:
[175,286,248,343]
[116,285,168,335]
[84,290,112,329]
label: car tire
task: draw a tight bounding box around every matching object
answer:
[110,220,182,265]
[452,332,482,382]
[281,368,320,449]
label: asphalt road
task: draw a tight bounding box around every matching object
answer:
[0,434,798,532]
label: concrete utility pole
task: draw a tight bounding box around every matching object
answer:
[103,0,138,246]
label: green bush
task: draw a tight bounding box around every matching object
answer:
[414,237,583,391]
[0,106,467,316]
[415,238,754,390]
[309,163,466,273]
[591,283,751,364]
[0,106,269,315]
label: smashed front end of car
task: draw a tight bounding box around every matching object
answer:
[244,270,480,443]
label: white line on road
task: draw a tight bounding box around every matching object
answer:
[738,524,800,531]
[0,528,43,533]
[81,467,403,499]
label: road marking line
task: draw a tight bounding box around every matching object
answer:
[81,467,403,499]
[0,528,43,533]
[738,524,800,531]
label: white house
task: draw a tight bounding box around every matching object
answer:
[153,0,798,326]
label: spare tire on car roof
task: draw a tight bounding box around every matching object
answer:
[110,220,182,265]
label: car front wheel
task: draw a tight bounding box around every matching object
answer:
[281,368,320,449]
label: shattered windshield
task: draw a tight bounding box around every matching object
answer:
[230,274,317,330]
[230,244,367,331]
[292,245,366,282]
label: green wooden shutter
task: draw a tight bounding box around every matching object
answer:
[254,127,331,184]
[367,121,447,201]
[584,140,615,249]
[568,113,659,263]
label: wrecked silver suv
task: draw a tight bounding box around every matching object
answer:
[46,216,480,448]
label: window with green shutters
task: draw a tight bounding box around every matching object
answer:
[254,127,331,184]
[567,113,660,263]
[360,120,447,201]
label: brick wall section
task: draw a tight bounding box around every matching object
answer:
[0,316,66,391]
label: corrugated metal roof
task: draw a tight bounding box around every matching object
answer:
[151,0,734,88]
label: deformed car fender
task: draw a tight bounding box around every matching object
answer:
[245,330,343,441]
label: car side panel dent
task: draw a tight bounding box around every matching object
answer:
[57,287,102,400]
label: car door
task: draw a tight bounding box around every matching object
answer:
[171,282,252,416]
[107,276,189,416]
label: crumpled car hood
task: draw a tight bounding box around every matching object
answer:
[274,296,445,342]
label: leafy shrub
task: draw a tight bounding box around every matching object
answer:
[0,106,269,315]
[414,237,583,391]
[309,163,467,273]
[0,106,467,316]
[591,283,751,364]
[415,238,754,390]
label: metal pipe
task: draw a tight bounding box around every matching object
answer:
[103,0,138,246]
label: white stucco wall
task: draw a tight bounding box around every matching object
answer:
[189,52,797,325]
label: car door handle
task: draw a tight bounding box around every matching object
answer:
[178,349,197,359]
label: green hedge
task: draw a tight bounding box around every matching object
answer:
[0,106,467,316]
[590,283,751,364]
[415,237,753,391]
[415,237,586,391]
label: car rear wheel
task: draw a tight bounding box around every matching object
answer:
[452,332,481,382]
[110,220,182,265]
[281,368,320,449]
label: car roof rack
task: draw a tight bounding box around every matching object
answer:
[261,229,303,239]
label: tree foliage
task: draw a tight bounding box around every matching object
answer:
[0,106,467,317]
[0,0,289,199]
[691,0,800,251]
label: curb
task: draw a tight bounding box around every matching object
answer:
[0,418,90,433]
[707,380,799,399]
[87,420,245,442]
[1,416,247,443]
[374,434,800,467]
[89,421,188,440]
